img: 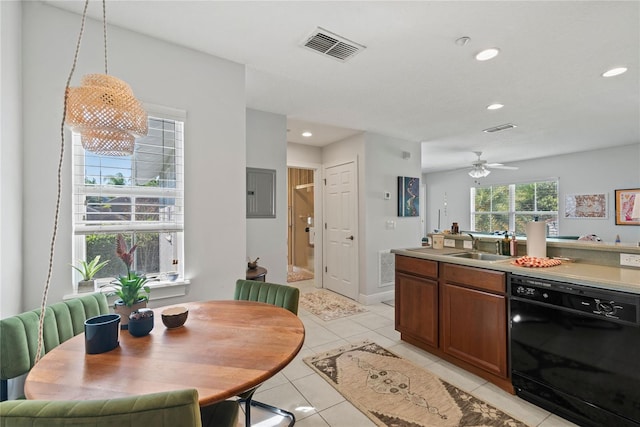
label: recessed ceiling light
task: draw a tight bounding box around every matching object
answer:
[487,103,504,110]
[602,67,628,77]
[476,48,500,61]
[302,131,313,137]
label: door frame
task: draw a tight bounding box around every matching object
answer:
[322,158,359,300]
[286,161,323,287]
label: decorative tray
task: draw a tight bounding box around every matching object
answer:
[511,256,562,268]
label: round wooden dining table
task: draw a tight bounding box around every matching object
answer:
[24,300,305,407]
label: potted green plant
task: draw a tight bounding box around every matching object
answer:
[71,255,109,293]
[108,234,151,329]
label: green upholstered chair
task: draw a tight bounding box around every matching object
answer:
[234,279,300,426]
[234,279,299,316]
[0,388,239,427]
[0,292,109,401]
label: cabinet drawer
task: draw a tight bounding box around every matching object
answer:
[395,255,438,279]
[442,263,505,294]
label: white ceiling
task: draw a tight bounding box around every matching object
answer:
[46,1,639,173]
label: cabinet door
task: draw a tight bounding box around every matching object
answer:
[395,272,438,348]
[441,283,508,378]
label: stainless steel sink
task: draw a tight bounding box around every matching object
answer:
[448,252,511,261]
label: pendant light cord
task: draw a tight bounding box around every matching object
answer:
[102,0,108,74]
[34,0,92,364]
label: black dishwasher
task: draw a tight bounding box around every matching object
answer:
[509,274,640,427]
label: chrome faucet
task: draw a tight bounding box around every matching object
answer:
[466,233,478,251]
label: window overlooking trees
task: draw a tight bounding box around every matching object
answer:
[471,180,558,236]
[73,110,185,282]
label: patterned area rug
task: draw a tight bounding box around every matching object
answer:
[287,265,314,282]
[299,290,367,321]
[304,341,528,427]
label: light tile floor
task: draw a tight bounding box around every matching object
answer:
[237,280,578,427]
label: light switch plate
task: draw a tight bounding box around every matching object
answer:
[444,239,455,248]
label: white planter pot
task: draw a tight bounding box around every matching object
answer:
[113,300,147,329]
[77,279,96,293]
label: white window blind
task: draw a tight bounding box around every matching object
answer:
[73,116,184,235]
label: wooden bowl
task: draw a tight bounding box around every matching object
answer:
[161,306,188,329]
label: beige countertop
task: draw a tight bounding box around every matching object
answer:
[392,247,640,294]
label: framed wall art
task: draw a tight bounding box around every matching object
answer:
[564,193,607,219]
[397,176,419,217]
[615,188,640,225]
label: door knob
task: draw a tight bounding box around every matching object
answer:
[346,235,354,240]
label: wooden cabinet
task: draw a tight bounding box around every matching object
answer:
[395,256,511,393]
[395,256,438,348]
[441,263,508,379]
[441,283,508,378]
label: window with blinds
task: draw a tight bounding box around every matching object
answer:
[470,180,559,236]
[73,111,185,280]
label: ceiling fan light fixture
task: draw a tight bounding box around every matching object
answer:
[468,166,491,178]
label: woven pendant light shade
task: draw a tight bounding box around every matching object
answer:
[65,74,148,156]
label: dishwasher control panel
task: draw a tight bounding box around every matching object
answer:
[510,275,640,325]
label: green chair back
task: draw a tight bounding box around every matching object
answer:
[0,389,203,427]
[234,279,299,314]
[0,292,109,400]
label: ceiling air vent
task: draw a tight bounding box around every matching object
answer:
[483,123,517,133]
[301,27,366,62]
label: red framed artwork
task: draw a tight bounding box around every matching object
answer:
[615,188,640,225]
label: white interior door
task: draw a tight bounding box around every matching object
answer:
[323,161,358,300]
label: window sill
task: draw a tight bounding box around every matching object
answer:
[64,279,191,302]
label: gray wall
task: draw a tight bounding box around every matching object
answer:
[246,108,288,284]
[0,1,23,317]
[17,2,246,311]
[424,144,640,244]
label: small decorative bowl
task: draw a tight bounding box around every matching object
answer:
[161,306,188,329]
[166,271,179,281]
[128,309,154,337]
[247,261,258,270]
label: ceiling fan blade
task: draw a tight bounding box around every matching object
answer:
[489,164,518,170]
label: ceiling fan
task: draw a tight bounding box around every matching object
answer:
[468,151,518,178]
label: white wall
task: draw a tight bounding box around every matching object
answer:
[424,144,640,244]
[362,133,422,302]
[323,132,422,303]
[246,109,288,284]
[288,142,322,165]
[19,2,246,311]
[0,1,23,318]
